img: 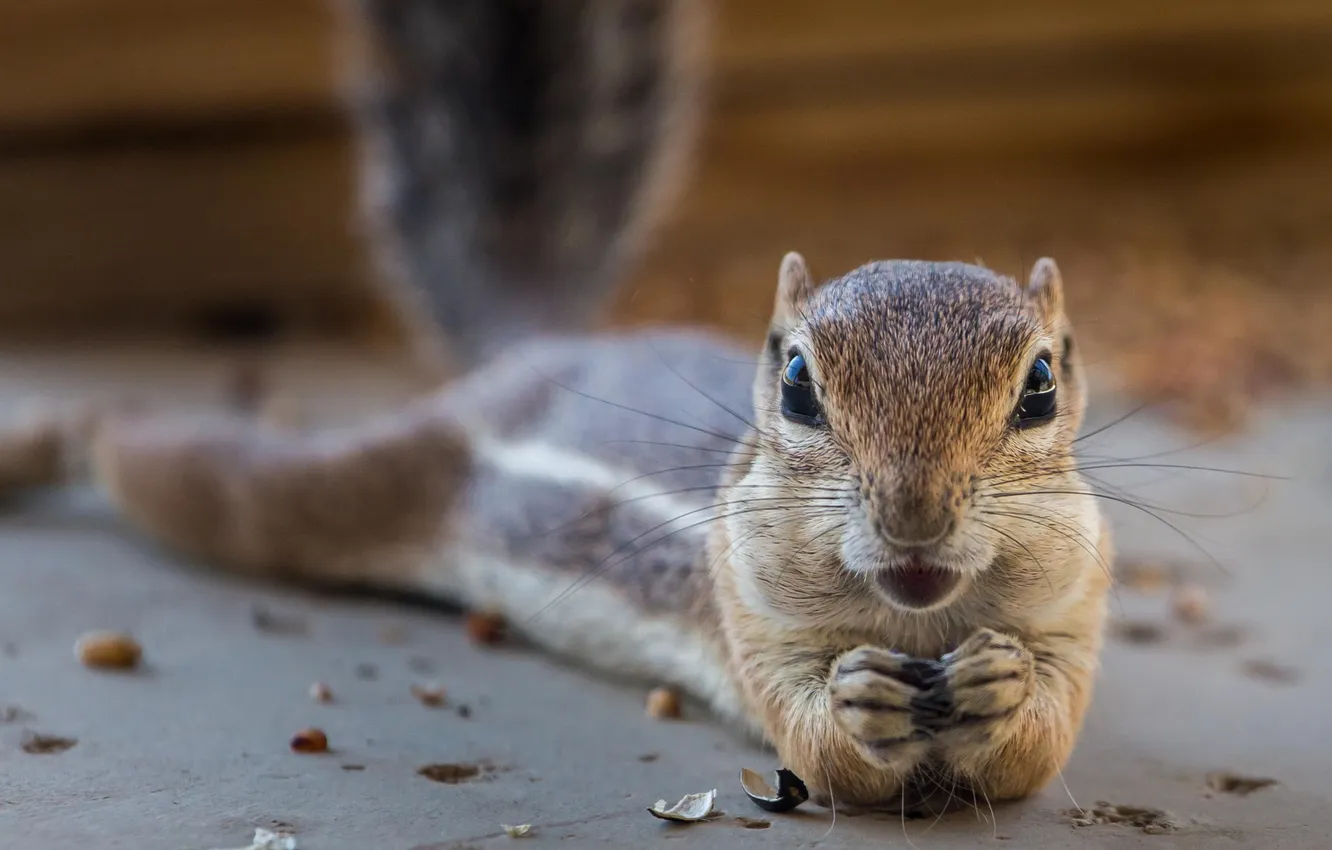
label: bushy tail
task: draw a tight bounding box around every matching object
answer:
[334,0,710,368]
[0,399,468,586]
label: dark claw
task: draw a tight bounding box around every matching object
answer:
[896,659,947,689]
[910,678,955,730]
[910,685,953,710]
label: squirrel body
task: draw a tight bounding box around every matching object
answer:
[0,256,1110,808]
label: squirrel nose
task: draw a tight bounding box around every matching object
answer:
[879,501,956,548]
[866,470,966,547]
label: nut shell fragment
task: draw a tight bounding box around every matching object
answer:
[411,682,447,707]
[648,789,718,822]
[740,767,810,813]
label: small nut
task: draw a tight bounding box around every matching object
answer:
[290,728,329,754]
[645,687,682,720]
[309,682,333,704]
[1171,583,1209,625]
[466,611,507,646]
[410,682,447,708]
[75,631,142,670]
[1117,559,1170,594]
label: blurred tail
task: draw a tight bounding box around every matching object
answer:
[0,400,468,586]
[334,0,710,368]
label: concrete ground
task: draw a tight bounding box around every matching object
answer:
[0,340,1328,849]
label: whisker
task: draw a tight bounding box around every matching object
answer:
[599,438,749,456]
[1074,461,1281,481]
[528,500,844,619]
[992,491,1227,576]
[515,358,749,448]
[530,479,849,543]
[773,520,849,588]
[987,487,1250,521]
[1073,401,1154,445]
[972,517,1055,594]
[648,339,764,436]
[980,506,1110,574]
[979,509,1117,596]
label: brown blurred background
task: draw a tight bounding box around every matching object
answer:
[3,0,1332,430]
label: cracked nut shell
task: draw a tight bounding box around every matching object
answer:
[740,767,810,813]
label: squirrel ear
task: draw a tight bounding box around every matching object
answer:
[1025,257,1065,319]
[772,251,816,326]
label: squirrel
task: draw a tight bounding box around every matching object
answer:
[0,254,1110,809]
[332,0,709,369]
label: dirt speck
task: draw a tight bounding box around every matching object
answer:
[1111,619,1167,645]
[0,705,33,724]
[250,605,307,636]
[1241,659,1301,684]
[417,762,501,784]
[734,817,771,829]
[21,732,77,754]
[1067,802,1185,834]
[1207,772,1279,796]
[1192,625,1246,649]
[341,764,366,771]
[638,753,660,763]
[408,656,436,674]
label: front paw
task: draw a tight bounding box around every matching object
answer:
[829,646,945,762]
[928,628,1035,748]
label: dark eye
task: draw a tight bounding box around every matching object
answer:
[1015,355,1057,427]
[781,353,824,426]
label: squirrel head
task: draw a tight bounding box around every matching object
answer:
[728,253,1095,623]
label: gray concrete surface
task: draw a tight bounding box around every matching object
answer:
[0,342,1329,849]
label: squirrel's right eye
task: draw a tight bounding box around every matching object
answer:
[781,353,824,426]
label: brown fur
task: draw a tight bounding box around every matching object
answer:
[0,255,1108,811]
[715,254,1108,806]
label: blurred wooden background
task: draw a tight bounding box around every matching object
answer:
[2,0,1331,359]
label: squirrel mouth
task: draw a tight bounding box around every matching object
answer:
[875,558,963,610]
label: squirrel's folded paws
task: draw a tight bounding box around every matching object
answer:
[927,628,1036,750]
[828,645,942,763]
[830,630,1035,765]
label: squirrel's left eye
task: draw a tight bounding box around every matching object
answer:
[781,353,824,426]
[1015,355,1057,428]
